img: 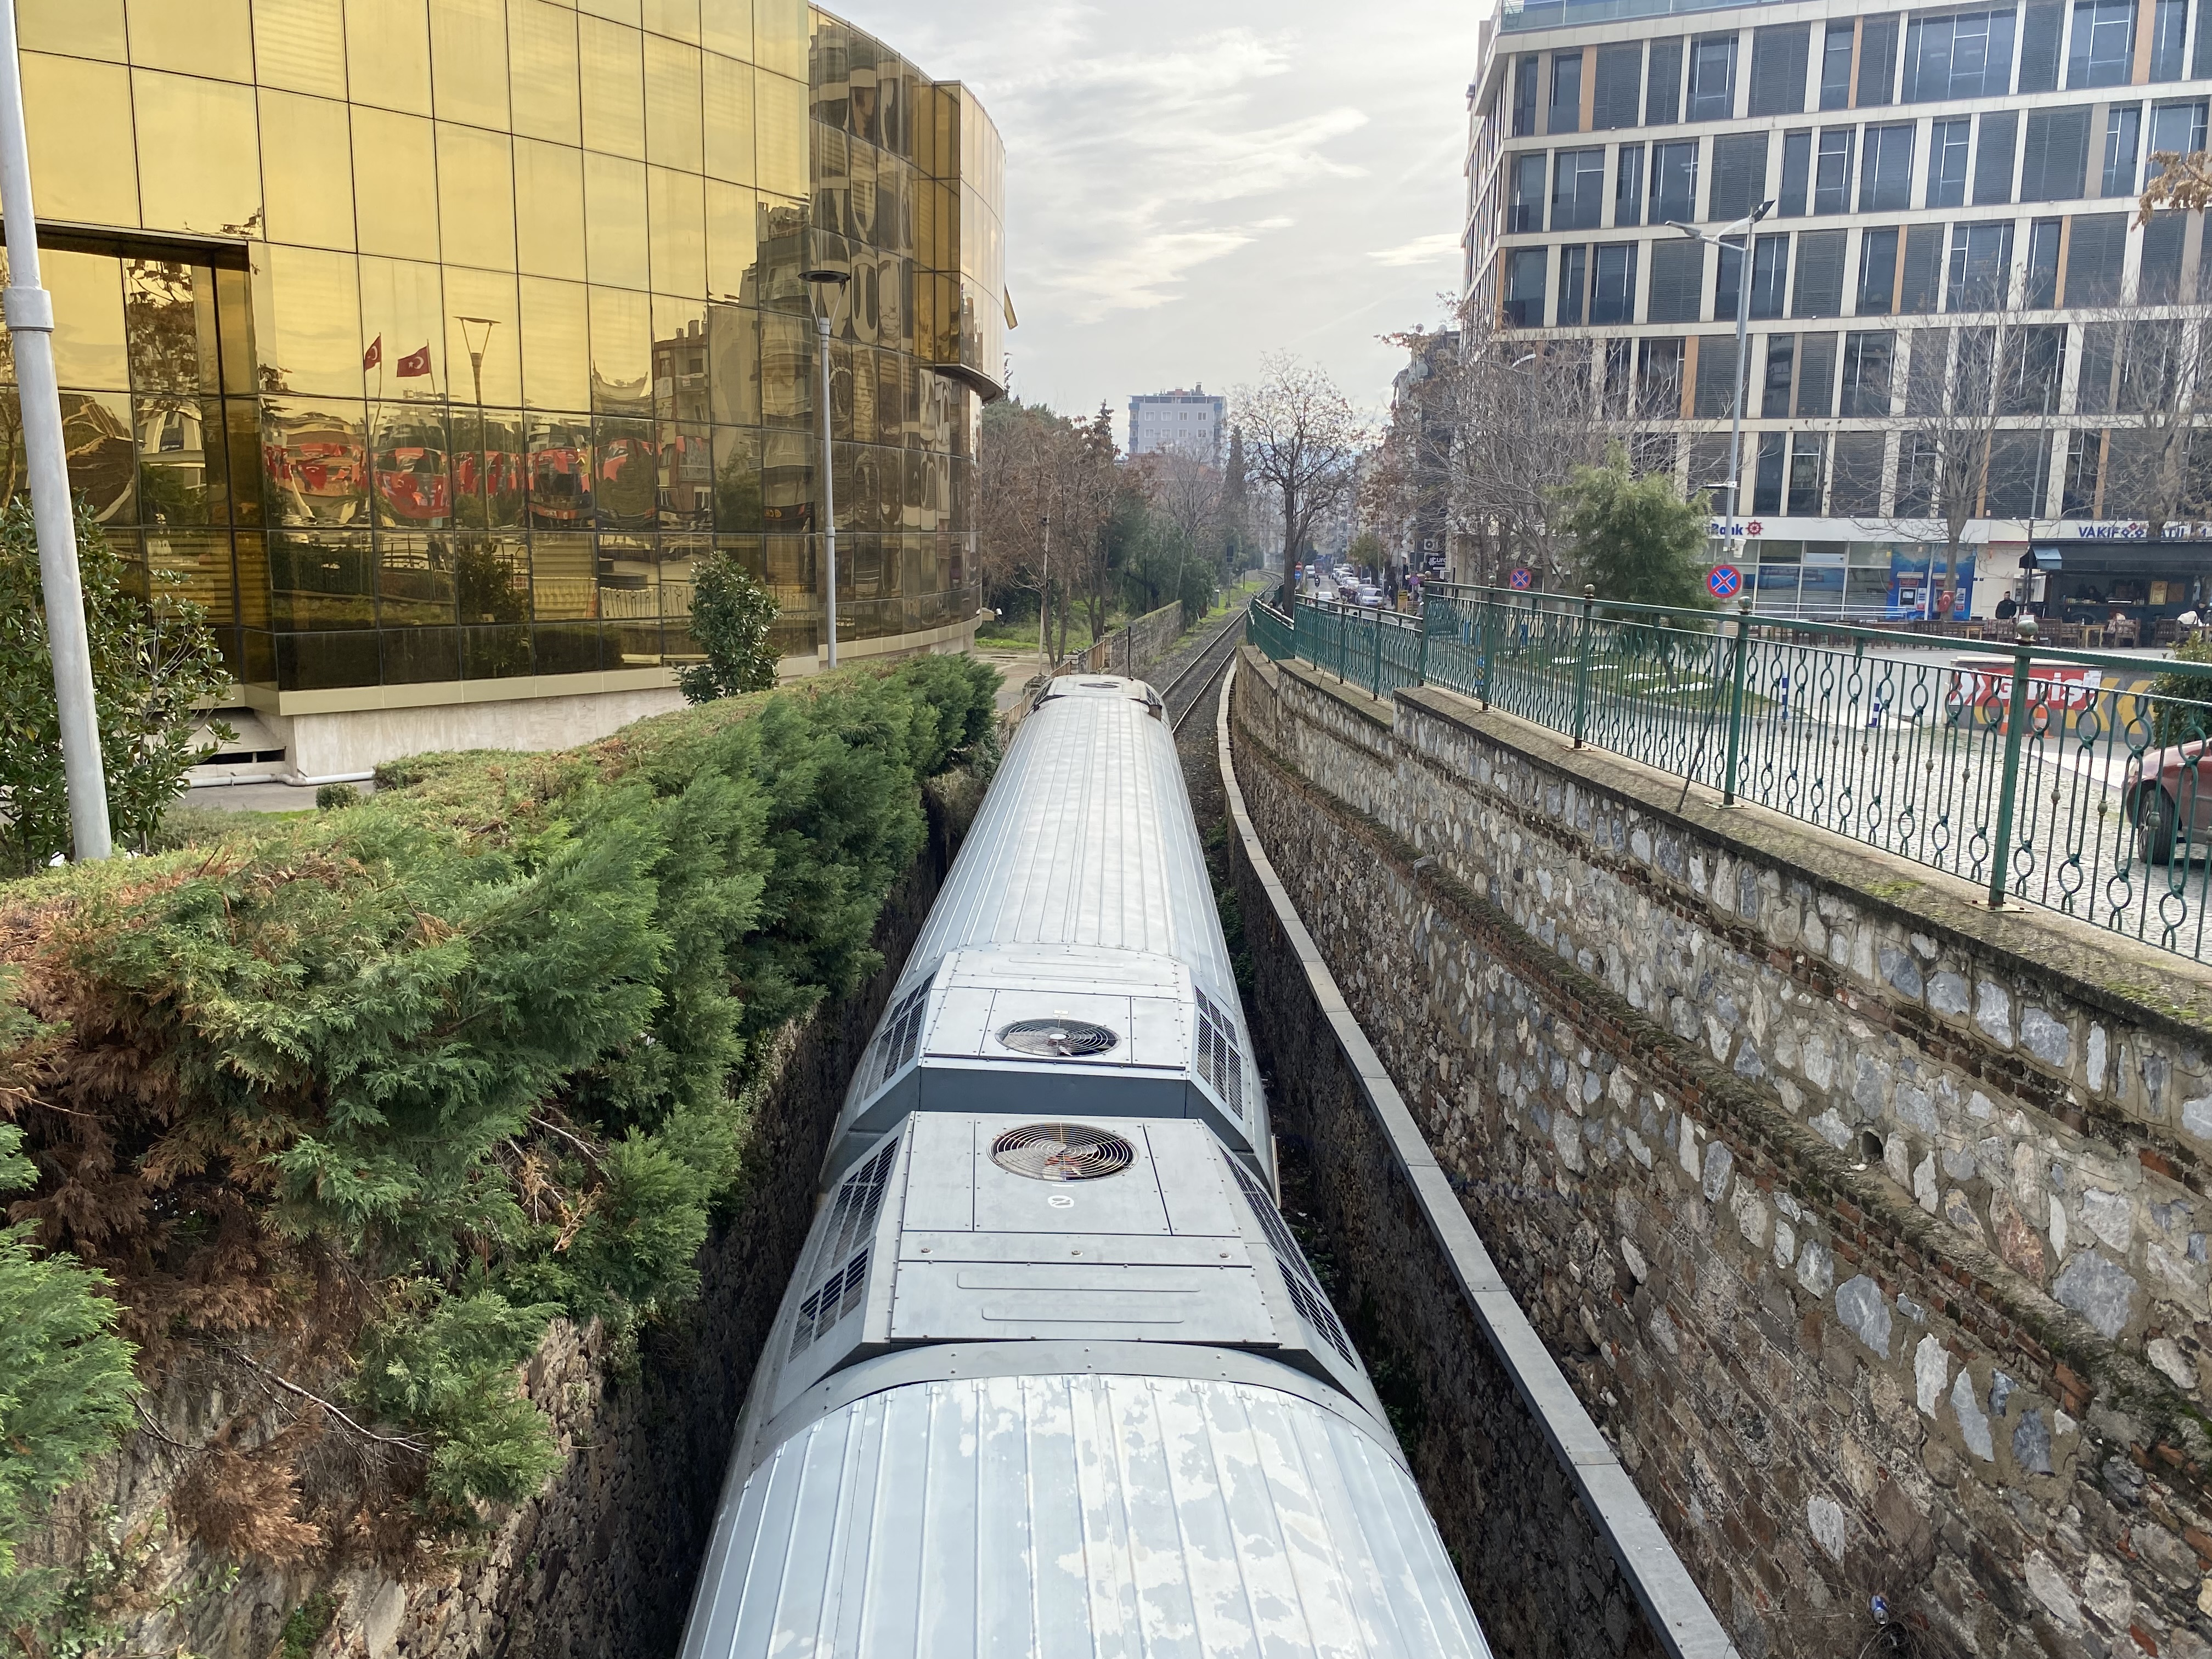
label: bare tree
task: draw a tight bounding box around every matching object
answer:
[1137,445,1225,567]
[1232,354,1367,577]
[2078,303,2212,538]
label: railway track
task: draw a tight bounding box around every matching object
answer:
[1164,601,1250,733]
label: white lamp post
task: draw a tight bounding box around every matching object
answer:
[800,267,851,668]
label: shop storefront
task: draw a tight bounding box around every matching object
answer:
[1703,540,1986,622]
[2017,534,2212,634]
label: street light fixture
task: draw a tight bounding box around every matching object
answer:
[1667,200,1774,551]
[800,266,851,669]
[458,315,498,408]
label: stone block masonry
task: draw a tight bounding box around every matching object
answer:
[1230,645,2212,1659]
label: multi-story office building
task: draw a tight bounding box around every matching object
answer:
[1465,0,2212,624]
[1128,387,1226,462]
[7,0,1003,780]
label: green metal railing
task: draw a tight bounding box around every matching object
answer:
[1246,587,2212,963]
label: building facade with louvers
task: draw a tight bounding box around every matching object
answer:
[1464,0,2212,626]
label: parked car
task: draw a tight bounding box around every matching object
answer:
[1357,585,1383,607]
[2123,739,2212,864]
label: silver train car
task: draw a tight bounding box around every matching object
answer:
[677,675,1493,1658]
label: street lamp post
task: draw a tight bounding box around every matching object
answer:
[0,0,108,859]
[458,314,498,408]
[1666,201,1775,555]
[800,267,851,668]
[1038,511,1052,676]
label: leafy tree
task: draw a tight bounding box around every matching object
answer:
[0,498,232,873]
[1551,447,1714,609]
[678,550,780,702]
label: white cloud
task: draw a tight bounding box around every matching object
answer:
[1369,232,1463,267]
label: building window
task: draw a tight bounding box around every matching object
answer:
[1551,148,1605,229]
[1615,144,1646,226]
[1928,119,1972,208]
[1788,433,1827,516]
[1797,332,1838,415]
[2101,104,2142,197]
[1504,248,1547,327]
[1814,128,1854,214]
[2150,0,2187,79]
[1646,38,1684,125]
[1591,242,1639,323]
[1832,435,1886,517]
[1986,432,2050,517]
[1858,226,1900,312]
[1974,110,2019,204]
[2067,0,2136,88]
[1638,336,1685,416]
[1859,124,1914,212]
[1763,333,1797,416]
[2148,100,2207,177]
[2021,105,2092,201]
[1859,14,1902,104]
[1901,224,1945,312]
[1754,432,1786,515]
[1550,50,1585,133]
[2022,0,2065,88]
[1650,140,1699,223]
[1819,20,1854,109]
[1748,23,1811,117]
[1901,9,2018,101]
[1513,55,1539,136]
[2065,212,2127,304]
[1688,33,1739,120]
[1841,331,1895,415]
[1559,245,1589,324]
[1946,221,2015,309]
[2008,324,2067,414]
[1709,132,1770,222]
[1793,228,1848,315]
[1648,239,1704,322]
[1779,129,1812,215]
[1595,43,1644,128]
[1715,233,1786,318]
[1508,153,1546,233]
[2025,218,2062,306]
[2064,430,2103,516]
[2143,210,2187,298]
[1695,335,1744,417]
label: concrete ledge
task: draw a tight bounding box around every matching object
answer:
[1216,655,1740,1659]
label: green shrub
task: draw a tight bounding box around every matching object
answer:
[0,656,998,1533]
[315,783,361,811]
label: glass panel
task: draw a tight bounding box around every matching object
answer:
[438,123,518,271]
[359,257,447,401]
[702,0,754,61]
[527,414,594,527]
[451,405,527,528]
[648,166,708,297]
[21,55,139,227]
[579,16,647,161]
[134,71,261,237]
[599,534,661,637]
[383,621,461,682]
[646,0,702,43]
[375,532,457,624]
[262,247,365,397]
[756,72,808,198]
[127,0,253,81]
[761,426,809,531]
[123,259,217,394]
[759,310,808,427]
[515,139,588,280]
[520,277,590,410]
[579,0,643,21]
[706,304,759,423]
[464,622,533,677]
[455,532,532,625]
[64,392,137,526]
[21,0,127,60]
[277,629,380,690]
[703,53,756,183]
[234,529,269,628]
[263,399,369,526]
[645,36,706,172]
[261,91,358,250]
[34,251,128,392]
[754,0,805,78]
[659,422,713,528]
[271,528,375,629]
[533,621,606,674]
[430,0,510,132]
[509,0,582,145]
[352,108,442,261]
[225,398,265,526]
[584,153,652,290]
[594,415,657,527]
[706,181,758,302]
[654,294,710,420]
[253,0,348,99]
[589,286,653,412]
[529,528,596,616]
[712,426,761,528]
[344,0,433,117]
[137,396,230,526]
[216,268,256,397]
[371,402,453,529]
[443,269,522,407]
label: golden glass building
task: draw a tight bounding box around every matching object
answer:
[8,0,1005,778]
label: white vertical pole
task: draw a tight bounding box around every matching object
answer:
[817,313,838,669]
[0,3,108,860]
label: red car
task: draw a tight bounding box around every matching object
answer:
[2123,738,2212,864]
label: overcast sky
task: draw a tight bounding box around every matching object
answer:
[832,0,1492,444]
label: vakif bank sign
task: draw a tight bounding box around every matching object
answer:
[2062,521,2212,541]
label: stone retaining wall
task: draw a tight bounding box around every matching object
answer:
[1232,646,2212,1659]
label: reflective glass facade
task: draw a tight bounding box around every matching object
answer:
[7,0,997,715]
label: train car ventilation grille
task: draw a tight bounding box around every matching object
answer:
[1229,1160,1357,1364]
[995,1018,1119,1058]
[868,985,929,1091]
[787,1138,899,1358]
[1193,988,1246,1119]
[990,1123,1137,1182]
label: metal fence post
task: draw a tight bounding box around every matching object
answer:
[1571,584,1595,749]
[1721,597,1752,805]
[1372,608,1383,694]
[1417,600,1430,687]
[1987,615,2038,909]
[1478,589,1496,709]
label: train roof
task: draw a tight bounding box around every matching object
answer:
[896,683,1236,1006]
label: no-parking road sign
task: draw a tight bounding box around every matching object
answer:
[1509,567,1533,590]
[1708,564,1742,600]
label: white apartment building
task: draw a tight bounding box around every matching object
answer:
[1465,0,2212,627]
[1128,388,1227,462]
